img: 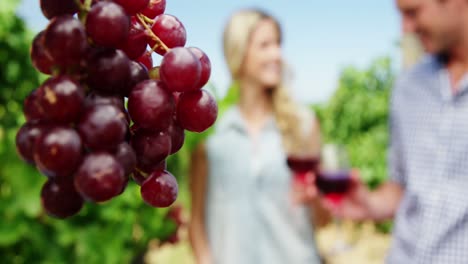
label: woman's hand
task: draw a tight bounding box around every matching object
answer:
[291,171,318,205]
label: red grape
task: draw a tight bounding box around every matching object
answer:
[137,158,167,175]
[40,0,79,20]
[78,104,128,151]
[44,15,88,69]
[86,2,130,48]
[118,175,130,195]
[34,127,83,178]
[128,80,174,131]
[126,61,149,96]
[114,142,137,176]
[84,92,125,111]
[152,159,167,172]
[137,52,153,70]
[31,31,54,75]
[133,161,167,185]
[131,129,171,168]
[35,76,84,124]
[168,121,185,154]
[119,17,148,59]
[86,49,131,95]
[141,0,166,19]
[41,177,84,218]
[74,152,126,202]
[16,122,52,165]
[148,14,186,55]
[160,47,201,92]
[188,47,211,89]
[112,0,149,15]
[141,170,178,207]
[176,90,218,132]
[23,89,46,122]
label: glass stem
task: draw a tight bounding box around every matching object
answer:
[327,216,351,256]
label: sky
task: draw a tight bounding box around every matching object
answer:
[16,0,402,104]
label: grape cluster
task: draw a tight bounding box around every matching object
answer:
[16,0,218,219]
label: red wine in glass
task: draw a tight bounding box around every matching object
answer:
[286,156,320,184]
[316,170,351,206]
[318,144,353,255]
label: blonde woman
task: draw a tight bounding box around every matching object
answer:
[189,8,327,264]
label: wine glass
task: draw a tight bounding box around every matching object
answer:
[284,130,320,219]
[286,155,320,184]
[316,143,352,256]
[284,125,320,185]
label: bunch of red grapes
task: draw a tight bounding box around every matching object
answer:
[15,0,218,219]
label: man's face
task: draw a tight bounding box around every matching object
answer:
[397,0,466,54]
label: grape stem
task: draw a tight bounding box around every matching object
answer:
[136,13,170,54]
[77,0,93,24]
[75,0,92,12]
[141,15,154,24]
[84,0,92,10]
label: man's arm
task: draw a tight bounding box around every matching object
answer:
[328,172,404,221]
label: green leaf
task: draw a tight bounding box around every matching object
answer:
[0,215,27,246]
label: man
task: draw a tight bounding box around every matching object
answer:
[324,0,468,263]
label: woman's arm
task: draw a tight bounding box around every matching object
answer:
[188,143,213,264]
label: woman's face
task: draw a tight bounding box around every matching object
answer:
[241,19,282,88]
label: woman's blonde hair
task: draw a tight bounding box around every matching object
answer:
[223,8,305,152]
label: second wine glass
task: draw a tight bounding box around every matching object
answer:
[316,143,352,256]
